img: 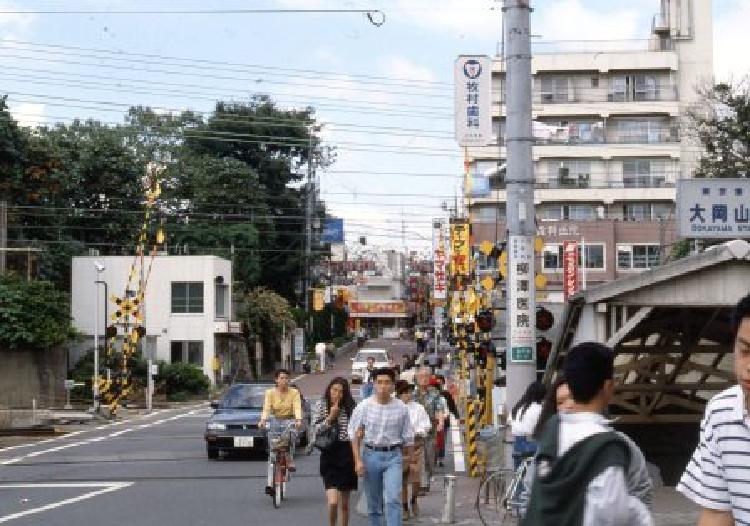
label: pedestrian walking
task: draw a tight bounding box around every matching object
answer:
[361,356,376,399]
[349,368,414,526]
[435,375,459,467]
[677,293,750,525]
[413,367,446,493]
[533,374,653,509]
[395,380,431,520]
[522,342,653,526]
[510,381,545,469]
[315,378,358,526]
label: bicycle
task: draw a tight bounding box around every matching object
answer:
[264,420,297,508]
[476,456,534,526]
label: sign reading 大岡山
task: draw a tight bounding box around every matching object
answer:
[454,55,492,147]
[677,179,750,238]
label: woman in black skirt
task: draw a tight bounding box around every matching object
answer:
[315,377,357,526]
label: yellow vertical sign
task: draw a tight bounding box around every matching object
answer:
[312,289,325,312]
[450,222,470,277]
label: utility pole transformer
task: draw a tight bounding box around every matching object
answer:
[503,0,537,411]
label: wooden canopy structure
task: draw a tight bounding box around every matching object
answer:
[547,240,749,424]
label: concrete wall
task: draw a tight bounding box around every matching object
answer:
[0,348,67,408]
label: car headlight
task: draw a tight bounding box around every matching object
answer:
[206,422,226,431]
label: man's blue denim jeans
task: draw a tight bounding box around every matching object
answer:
[363,448,402,526]
[362,382,374,399]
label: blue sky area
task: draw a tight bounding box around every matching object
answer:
[0,0,748,250]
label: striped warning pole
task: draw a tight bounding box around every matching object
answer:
[466,397,480,477]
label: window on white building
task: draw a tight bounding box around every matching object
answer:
[542,244,605,271]
[540,76,569,103]
[170,341,204,365]
[171,282,204,314]
[549,160,593,188]
[622,159,667,188]
[617,244,661,270]
[215,283,229,318]
[609,74,660,102]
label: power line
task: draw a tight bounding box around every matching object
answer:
[0,38,451,90]
[0,46,450,100]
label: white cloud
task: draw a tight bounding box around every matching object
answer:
[392,0,502,40]
[714,1,750,82]
[10,102,46,128]
[377,55,437,84]
[533,0,641,44]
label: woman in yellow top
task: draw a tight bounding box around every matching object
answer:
[259,369,303,469]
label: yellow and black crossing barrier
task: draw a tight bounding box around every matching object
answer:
[466,397,482,477]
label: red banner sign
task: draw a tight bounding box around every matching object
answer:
[563,241,578,302]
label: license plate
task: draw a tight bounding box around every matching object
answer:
[233,436,254,448]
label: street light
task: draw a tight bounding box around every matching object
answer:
[93,261,105,412]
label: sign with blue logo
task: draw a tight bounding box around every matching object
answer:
[322,218,345,243]
[677,179,750,238]
[454,55,492,147]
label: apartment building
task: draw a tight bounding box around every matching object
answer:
[466,0,713,301]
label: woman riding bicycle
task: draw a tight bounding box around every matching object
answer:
[258,369,303,471]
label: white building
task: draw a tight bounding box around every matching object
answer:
[70,255,239,384]
[468,0,714,297]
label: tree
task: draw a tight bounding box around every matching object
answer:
[0,274,75,351]
[671,80,750,260]
[688,80,750,179]
[239,287,296,375]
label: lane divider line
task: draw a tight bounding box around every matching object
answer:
[0,407,205,466]
[0,482,133,523]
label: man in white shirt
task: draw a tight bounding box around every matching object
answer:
[677,293,750,526]
[523,342,652,526]
[395,380,431,519]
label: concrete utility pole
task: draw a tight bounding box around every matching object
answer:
[0,200,7,274]
[304,132,314,335]
[504,0,537,410]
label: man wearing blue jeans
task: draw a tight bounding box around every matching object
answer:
[350,367,414,526]
[361,357,376,400]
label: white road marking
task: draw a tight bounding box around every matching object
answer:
[0,482,132,523]
[0,406,205,466]
[450,416,465,473]
[292,373,307,383]
[0,409,170,454]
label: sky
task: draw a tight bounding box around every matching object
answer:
[1,0,748,252]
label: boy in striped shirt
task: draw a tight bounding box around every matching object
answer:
[678,293,750,526]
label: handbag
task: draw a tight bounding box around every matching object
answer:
[313,419,339,451]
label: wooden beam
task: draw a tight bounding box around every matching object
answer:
[616,382,733,393]
[607,307,653,348]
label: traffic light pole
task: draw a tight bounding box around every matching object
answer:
[504,0,537,411]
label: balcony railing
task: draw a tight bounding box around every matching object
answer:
[536,176,675,190]
[493,86,679,105]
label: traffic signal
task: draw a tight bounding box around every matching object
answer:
[537,337,552,370]
[536,307,554,331]
[476,309,494,333]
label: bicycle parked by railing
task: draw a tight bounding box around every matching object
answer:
[476,456,534,526]
[264,419,297,508]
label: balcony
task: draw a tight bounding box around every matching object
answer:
[540,176,674,191]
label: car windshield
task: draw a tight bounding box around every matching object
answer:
[355,352,387,362]
[220,386,268,409]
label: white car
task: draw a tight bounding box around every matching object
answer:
[351,349,393,384]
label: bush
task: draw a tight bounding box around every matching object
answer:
[158,362,209,399]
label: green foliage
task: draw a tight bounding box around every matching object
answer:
[311,304,349,344]
[0,95,332,300]
[688,80,750,179]
[159,362,210,399]
[240,287,296,338]
[0,274,75,350]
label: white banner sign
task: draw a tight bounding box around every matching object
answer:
[454,55,492,146]
[677,179,750,238]
[433,220,447,300]
[508,235,535,363]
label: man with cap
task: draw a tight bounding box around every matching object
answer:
[522,342,652,526]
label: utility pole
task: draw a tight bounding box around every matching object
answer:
[504,0,537,410]
[0,200,7,274]
[304,131,314,338]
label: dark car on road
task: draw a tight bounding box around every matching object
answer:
[204,383,313,459]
